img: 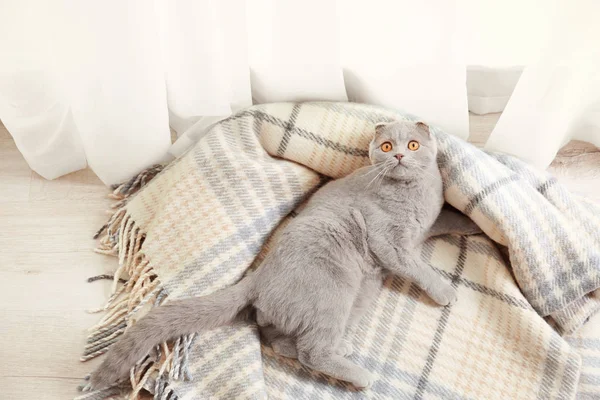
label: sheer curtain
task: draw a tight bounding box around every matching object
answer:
[1,0,468,185]
[0,0,250,184]
[459,0,600,168]
[484,0,600,168]
[2,1,597,184]
[460,0,558,115]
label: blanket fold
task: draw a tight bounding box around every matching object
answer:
[80,102,600,400]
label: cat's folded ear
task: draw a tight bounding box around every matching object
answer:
[415,121,431,137]
[374,122,391,134]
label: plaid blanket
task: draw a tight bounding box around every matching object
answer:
[80,102,600,400]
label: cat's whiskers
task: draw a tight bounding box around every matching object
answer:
[366,160,395,189]
[402,159,440,182]
[360,162,389,178]
[371,161,395,191]
[376,164,395,191]
[366,168,388,189]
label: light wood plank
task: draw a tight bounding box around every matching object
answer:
[0,377,85,400]
[29,168,109,203]
[467,112,501,146]
[0,311,104,379]
[0,201,113,254]
[0,252,115,311]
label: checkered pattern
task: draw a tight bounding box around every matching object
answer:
[85,102,600,399]
[435,134,600,334]
[567,311,600,399]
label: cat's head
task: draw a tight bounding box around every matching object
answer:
[368,120,437,180]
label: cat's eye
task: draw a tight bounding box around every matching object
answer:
[408,140,420,151]
[381,142,393,152]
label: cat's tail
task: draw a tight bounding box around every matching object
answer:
[90,274,256,388]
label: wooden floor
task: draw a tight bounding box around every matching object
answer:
[0,115,599,399]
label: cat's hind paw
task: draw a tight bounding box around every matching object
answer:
[272,337,298,359]
[352,371,377,389]
[336,340,354,357]
[430,284,458,306]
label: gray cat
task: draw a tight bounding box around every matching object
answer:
[90,120,480,389]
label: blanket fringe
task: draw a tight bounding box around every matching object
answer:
[110,164,164,199]
[83,210,160,362]
[124,332,195,400]
[84,163,194,400]
[94,164,164,240]
[121,333,195,400]
[87,223,226,395]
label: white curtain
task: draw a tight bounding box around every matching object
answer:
[459,0,600,168]
[2,1,597,184]
[1,0,468,185]
[339,1,468,137]
[460,0,558,115]
[484,0,600,168]
[0,0,250,185]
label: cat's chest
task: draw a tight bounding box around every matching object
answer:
[394,200,436,230]
[382,187,442,233]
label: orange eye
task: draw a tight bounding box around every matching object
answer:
[408,140,420,151]
[381,142,393,152]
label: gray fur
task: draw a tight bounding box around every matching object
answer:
[90,120,478,389]
[429,206,483,238]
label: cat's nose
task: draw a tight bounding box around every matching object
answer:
[394,154,404,160]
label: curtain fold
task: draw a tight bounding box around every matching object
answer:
[0,1,173,185]
[339,0,468,139]
[466,66,523,115]
[161,0,252,158]
[0,0,251,184]
[247,0,348,104]
[484,0,600,168]
[0,0,468,184]
[0,1,88,180]
[2,0,598,184]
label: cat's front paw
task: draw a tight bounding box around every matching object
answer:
[336,340,354,357]
[430,284,457,306]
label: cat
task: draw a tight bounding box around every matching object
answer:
[90,120,480,389]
